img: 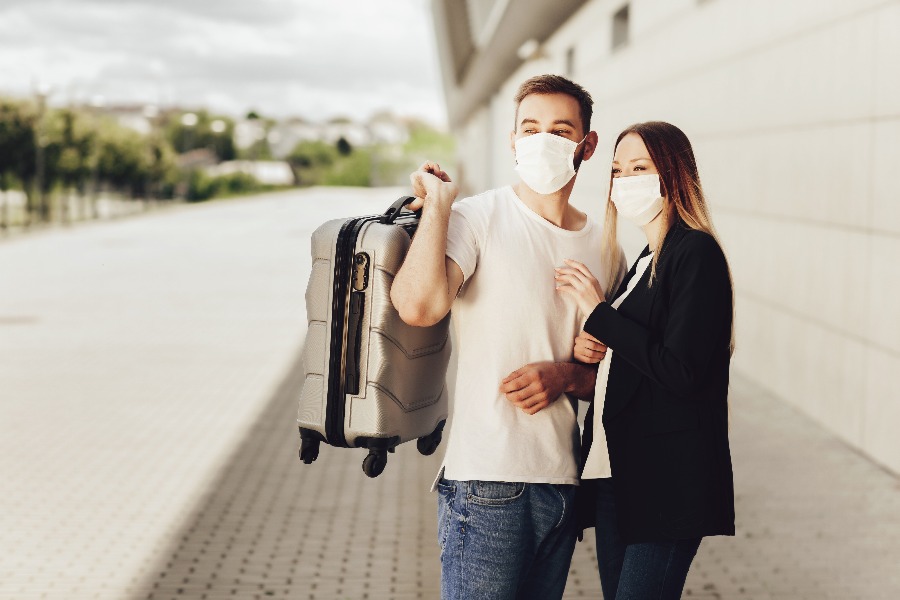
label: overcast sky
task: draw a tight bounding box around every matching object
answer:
[0,0,448,126]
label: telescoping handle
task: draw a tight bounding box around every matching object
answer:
[380,196,422,225]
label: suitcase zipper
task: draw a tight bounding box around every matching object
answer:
[344,252,370,396]
[325,215,378,447]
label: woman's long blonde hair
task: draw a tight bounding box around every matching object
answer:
[601,121,735,355]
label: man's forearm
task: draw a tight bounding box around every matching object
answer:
[391,198,454,325]
[559,361,598,400]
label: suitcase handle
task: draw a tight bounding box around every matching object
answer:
[380,196,422,225]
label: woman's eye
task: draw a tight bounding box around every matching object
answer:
[633,165,645,171]
[611,168,621,174]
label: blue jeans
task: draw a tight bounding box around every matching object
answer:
[437,477,577,600]
[594,477,701,599]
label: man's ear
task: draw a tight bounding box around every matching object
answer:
[581,131,600,162]
[509,130,517,159]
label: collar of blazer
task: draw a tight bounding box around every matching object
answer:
[654,220,690,268]
[601,222,692,423]
[609,220,689,305]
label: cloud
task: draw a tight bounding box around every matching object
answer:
[0,0,302,25]
[0,0,446,124]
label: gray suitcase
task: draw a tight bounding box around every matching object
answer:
[297,196,450,477]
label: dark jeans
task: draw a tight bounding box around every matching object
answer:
[594,477,701,599]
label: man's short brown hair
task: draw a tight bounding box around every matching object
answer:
[513,74,594,134]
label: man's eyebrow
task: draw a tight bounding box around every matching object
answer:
[518,118,577,128]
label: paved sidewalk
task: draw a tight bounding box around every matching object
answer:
[2,188,899,599]
[128,364,900,600]
[0,188,407,599]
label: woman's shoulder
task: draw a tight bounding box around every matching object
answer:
[662,226,729,277]
[670,226,724,258]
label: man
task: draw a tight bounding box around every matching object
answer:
[391,74,624,600]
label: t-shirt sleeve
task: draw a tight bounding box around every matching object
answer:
[445,204,480,282]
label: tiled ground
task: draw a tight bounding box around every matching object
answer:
[2,188,899,599]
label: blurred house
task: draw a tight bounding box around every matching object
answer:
[431,0,900,474]
[206,160,295,186]
[234,118,268,151]
[267,117,322,158]
[368,111,411,146]
[176,148,218,170]
[257,114,411,158]
[91,103,155,134]
[320,118,372,147]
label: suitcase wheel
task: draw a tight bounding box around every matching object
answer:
[416,432,441,456]
[362,451,387,478]
[299,438,320,464]
[416,420,445,456]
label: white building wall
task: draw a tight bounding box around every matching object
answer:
[454,0,900,474]
[456,107,494,196]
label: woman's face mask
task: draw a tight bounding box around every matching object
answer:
[610,174,664,226]
[514,133,586,195]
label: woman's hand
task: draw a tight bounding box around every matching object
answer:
[573,331,607,364]
[555,259,607,316]
[408,161,458,211]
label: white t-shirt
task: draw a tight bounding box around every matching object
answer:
[581,250,654,480]
[437,186,617,486]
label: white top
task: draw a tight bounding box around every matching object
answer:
[581,251,655,480]
[435,186,619,487]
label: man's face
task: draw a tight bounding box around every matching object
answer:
[514,92,585,142]
[510,93,595,169]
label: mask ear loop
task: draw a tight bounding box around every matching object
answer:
[573,135,588,172]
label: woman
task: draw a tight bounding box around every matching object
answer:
[555,121,735,599]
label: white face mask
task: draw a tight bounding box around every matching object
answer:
[514,133,585,195]
[610,174,664,226]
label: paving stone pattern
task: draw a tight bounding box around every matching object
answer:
[134,344,445,600]
[2,188,899,599]
[680,376,900,600]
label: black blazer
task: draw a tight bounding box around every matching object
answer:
[579,222,735,544]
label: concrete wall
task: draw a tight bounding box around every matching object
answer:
[451,0,900,474]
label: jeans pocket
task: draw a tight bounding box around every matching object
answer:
[437,477,456,494]
[469,480,526,506]
[436,478,456,551]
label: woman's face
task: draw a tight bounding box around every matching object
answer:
[612,133,658,178]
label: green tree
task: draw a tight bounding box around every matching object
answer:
[145,136,178,199]
[322,147,371,187]
[51,109,94,194]
[0,101,35,226]
[336,136,352,156]
[0,99,37,223]
[95,121,153,197]
[0,100,36,182]
[164,111,236,161]
[287,140,337,186]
